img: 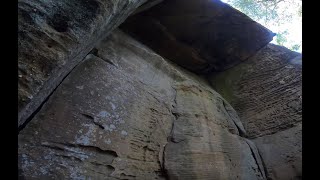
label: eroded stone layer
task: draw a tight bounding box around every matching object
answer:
[210,44,301,138]
[210,44,302,180]
[18,0,147,127]
[19,30,265,179]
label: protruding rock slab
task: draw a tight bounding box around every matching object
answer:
[18,0,147,127]
[120,0,274,74]
[19,30,265,179]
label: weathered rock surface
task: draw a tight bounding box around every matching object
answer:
[19,30,266,179]
[210,44,301,138]
[18,0,147,127]
[253,123,302,180]
[120,0,275,74]
[165,83,265,179]
[209,44,302,180]
[18,0,302,179]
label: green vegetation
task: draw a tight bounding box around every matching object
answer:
[222,0,302,52]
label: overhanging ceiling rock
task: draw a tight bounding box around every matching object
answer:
[120,0,275,74]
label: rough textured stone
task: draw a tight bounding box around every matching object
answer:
[18,0,147,127]
[253,124,302,180]
[120,0,274,74]
[19,30,265,179]
[165,83,265,179]
[18,1,302,179]
[209,44,302,180]
[210,44,301,138]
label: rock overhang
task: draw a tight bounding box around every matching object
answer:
[120,0,275,74]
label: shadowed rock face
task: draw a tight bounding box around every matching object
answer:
[120,0,275,74]
[209,44,302,180]
[19,30,265,179]
[18,0,147,127]
[18,0,301,179]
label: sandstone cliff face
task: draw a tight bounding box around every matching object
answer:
[19,30,266,179]
[18,0,147,127]
[253,124,302,180]
[209,44,302,179]
[18,0,302,179]
[210,44,301,138]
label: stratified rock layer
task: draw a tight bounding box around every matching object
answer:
[120,0,274,74]
[210,44,301,138]
[19,30,265,179]
[210,44,302,180]
[18,0,147,127]
[18,0,302,179]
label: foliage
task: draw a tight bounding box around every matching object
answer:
[231,0,281,25]
[275,30,288,46]
[226,0,300,26]
[223,0,302,52]
[291,44,301,51]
